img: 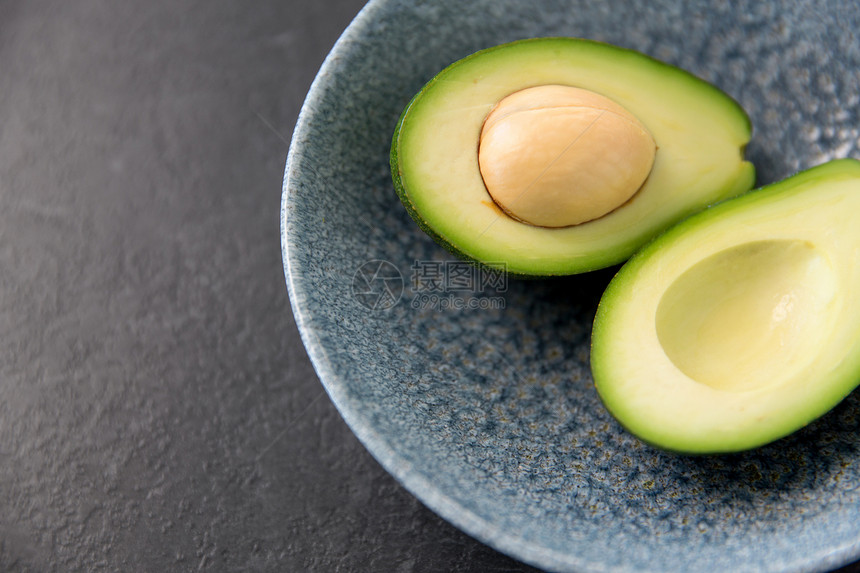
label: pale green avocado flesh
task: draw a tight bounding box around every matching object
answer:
[391,38,755,276]
[592,159,860,454]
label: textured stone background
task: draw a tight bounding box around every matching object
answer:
[0,0,858,571]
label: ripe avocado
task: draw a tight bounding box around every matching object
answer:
[591,159,860,454]
[391,38,755,276]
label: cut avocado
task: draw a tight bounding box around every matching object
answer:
[592,159,860,454]
[391,38,755,276]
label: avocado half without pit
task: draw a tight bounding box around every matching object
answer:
[391,37,755,276]
[592,159,860,454]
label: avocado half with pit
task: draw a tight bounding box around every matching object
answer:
[391,37,755,276]
[592,159,860,454]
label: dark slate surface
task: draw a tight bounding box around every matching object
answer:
[0,1,857,572]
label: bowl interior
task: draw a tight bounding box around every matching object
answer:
[283,0,860,571]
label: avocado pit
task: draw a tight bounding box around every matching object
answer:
[478,85,657,228]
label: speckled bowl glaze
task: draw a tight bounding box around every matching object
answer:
[281,1,860,571]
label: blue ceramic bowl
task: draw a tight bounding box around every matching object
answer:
[282,1,860,571]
